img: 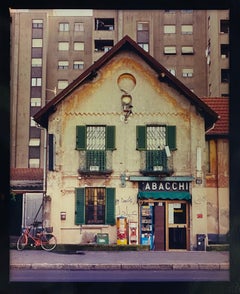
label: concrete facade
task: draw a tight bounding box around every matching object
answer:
[34,36,218,250]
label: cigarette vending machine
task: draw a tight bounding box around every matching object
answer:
[140,205,154,249]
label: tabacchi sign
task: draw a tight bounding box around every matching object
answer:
[139,181,189,192]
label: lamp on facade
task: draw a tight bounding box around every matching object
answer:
[121,94,133,123]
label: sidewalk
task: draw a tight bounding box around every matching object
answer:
[10,249,229,271]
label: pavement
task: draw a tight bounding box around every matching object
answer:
[10,249,229,271]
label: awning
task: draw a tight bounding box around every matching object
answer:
[138,191,191,200]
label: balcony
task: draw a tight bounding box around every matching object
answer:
[140,150,173,176]
[78,150,113,176]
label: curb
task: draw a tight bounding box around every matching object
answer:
[10,263,229,271]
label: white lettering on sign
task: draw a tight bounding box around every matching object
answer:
[141,181,189,192]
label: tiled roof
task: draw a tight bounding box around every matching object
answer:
[10,168,44,192]
[201,97,229,136]
[10,168,43,181]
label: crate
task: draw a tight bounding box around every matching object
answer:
[45,227,53,233]
[96,233,109,245]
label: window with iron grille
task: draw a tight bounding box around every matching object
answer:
[136,125,176,174]
[76,125,115,174]
[137,22,149,52]
[75,187,115,225]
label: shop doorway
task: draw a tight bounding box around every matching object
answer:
[140,201,189,250]
[167,202,188,250]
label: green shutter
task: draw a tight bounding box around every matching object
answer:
[105,188,115,225]
[136,126,146,150]
[106,126,116,150]
[75,188,85,225]
[167,125,177,150]
[76,126,86,150]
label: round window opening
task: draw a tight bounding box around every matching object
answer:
[117,73,136,94]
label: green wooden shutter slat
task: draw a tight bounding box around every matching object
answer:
[106,188,115,225]
[76,126,86,150]
[136,126,146,150]
[75,188,85,225]
[106,126,116,150]
[167,125,177,150]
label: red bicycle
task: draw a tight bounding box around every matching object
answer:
[17,222,57,251]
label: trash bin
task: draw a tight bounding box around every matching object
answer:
[196,234,206,251]
[96,233,109,245]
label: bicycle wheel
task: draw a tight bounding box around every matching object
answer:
[17,234,28,250]
[40,233,57,251]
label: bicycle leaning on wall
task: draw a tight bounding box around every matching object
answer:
[16,221,57,251]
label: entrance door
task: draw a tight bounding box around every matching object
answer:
[167,202,188,250]
[154,204,165,250]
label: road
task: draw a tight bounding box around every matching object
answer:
[10,269,229,282]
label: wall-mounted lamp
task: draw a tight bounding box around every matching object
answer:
[121,94,133,123]
[120,173,129,187]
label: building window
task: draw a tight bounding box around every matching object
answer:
[181,10,193,13]
[164,25,176,34]
[94,40,113,52]
[58,42,69,51]
[31,78,42,86]
[136,125,176,175]
[32,39,43,48]
[29,138,40,146]
[31,58,42,67]
[221,69,229,83]
[164,46,177,55]
[167,68,176,76]
[182,68,193,77]
[221,44,229,58]
[75,187,115,225]
[76,125,115,174]
[32,19,43,28]
[138,43,149,52]
[29,158,40,168]
[30,117,38,127]
[181,25,193,34]
[58,61,69,69]
[220,19,229,34]
[181,46,194,55]
[57,80,68,89]
[31,98,41,107]
[74,22,84,32]
[59,22,69,32]
[95,18,114,31]
[74,42,85,51]
[73,61,84,69]
[137,22,149,52]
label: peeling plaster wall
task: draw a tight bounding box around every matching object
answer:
[46,51,208,245]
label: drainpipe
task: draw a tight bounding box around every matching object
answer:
[42,127,47,227]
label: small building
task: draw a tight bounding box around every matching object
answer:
[202,97,229,244]
[34,36,219,250]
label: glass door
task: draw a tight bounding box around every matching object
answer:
[167,202,188,250]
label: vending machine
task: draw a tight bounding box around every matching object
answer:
[128,221,138,245]
[117,216,127,245]
[140,205,154,249]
